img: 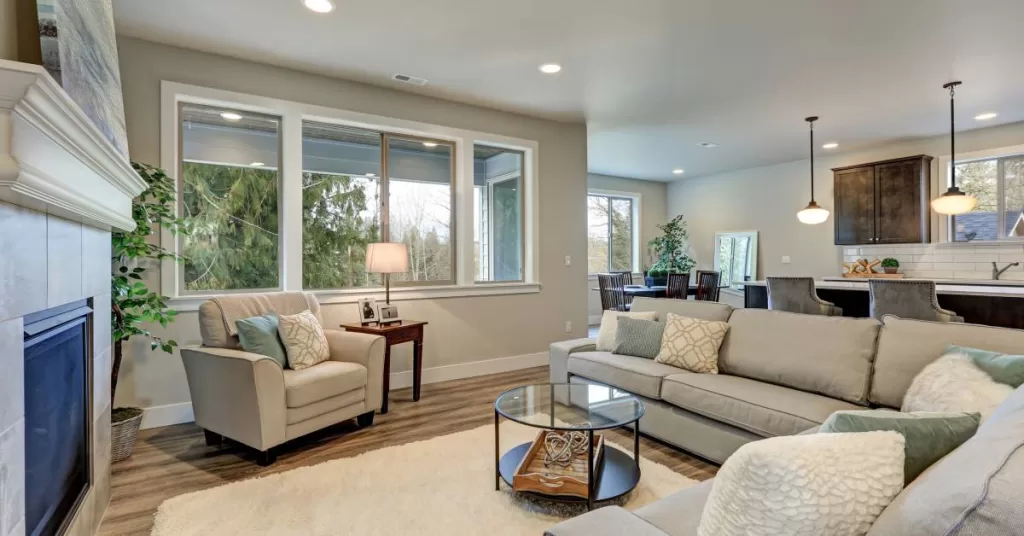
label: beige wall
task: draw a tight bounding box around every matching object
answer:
[114,37,589,416]
[668,121,1024,281]
[585,173,668,322]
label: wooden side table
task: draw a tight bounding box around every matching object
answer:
[340,320,427,414]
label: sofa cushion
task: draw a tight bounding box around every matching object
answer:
[867,385,1024,535]
[718,308,879,405]
[635,479,713,536]
[872,315,1024,408]
[235,314,288,368]
[545,505,669,536]
[568,351,682,399]
[282,361,366,407]
[630,297,733,323]
[198,291,321,349]
[661,372,862,437]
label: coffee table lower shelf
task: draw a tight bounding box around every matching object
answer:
[498,442,641,506]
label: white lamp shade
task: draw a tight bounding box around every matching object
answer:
[931,192,978,215]
[797,203,830,225]
[365,242,410,273]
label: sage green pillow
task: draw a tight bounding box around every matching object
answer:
[820,410,980,483]
[948,345,1024,387]
[613,317,664,359]
[236,314,288,368]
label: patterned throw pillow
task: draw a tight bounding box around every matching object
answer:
[654,313,729,373]
[697,431,905,536]
[276,310,330,370]
[613,317,664,359]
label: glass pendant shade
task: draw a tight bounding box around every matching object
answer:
[931,188,977,215]
[797,201,830,224]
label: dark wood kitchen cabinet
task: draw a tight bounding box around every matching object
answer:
[833,155,932,245]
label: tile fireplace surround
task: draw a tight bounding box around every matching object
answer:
[0,60,145,536]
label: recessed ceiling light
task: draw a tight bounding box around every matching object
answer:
[538,63,562,74]
[974,112,998,121]
[673,169,685,175]
[697,142,720,148]
[250,161,265,167]
[822,142,839,149]
[302,0,334,13]
[423,141,438,147]
[220,112,242,121]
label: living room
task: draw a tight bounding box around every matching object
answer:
[1,1,1023,535]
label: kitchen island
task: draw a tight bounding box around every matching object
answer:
[742,279,1024,329]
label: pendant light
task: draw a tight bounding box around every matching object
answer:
[931,81,978,215]
[797,116,830,225]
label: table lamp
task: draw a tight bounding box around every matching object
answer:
[365,242,409,304]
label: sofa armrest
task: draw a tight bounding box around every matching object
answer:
[549,338,597,384]
[323,329,386,412]
[179,346,287,451]
[545,506,668,536]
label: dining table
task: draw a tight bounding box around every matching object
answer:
[589,284,698,297]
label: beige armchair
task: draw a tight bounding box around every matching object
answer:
[180,292,385,465]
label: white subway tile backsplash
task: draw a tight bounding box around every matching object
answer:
[844,248,859,256]
[998,252,1024,262]
[952,271,993,281]
[954,253,998,263]
[837,242,1024,281]
[917,255,953,263]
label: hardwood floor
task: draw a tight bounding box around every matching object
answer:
[98,366,718,535]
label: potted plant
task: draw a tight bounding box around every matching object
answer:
[110,162,188,462]
[646,215,697,286]
[881,258,900,274]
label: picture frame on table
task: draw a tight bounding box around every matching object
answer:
[378,304,401,324]
[357,297,378,325]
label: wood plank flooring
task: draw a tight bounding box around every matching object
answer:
[98,366,718,535]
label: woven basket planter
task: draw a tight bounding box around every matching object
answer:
[111,407,144,463]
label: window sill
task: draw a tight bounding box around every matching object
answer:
[935,240,1024,249]
[166,282,542,312]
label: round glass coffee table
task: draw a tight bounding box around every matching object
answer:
[494,383,645,510]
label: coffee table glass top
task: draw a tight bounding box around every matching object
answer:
[494,383,644,431]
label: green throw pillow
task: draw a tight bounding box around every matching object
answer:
[236,314,288,368]
[820,410,980,484]
[948,345,1024,387]
[613,317,664,359]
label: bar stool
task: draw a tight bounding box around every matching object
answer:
[766,277,843,316]
[868,279,963,322]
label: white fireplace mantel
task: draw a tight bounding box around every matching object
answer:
[0,59,145,231]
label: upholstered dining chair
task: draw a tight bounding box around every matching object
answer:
[868,279,964,322]
[666,272,691,300]
[766,277,843,316]
[694,270,721,302]
[597,273,630,311]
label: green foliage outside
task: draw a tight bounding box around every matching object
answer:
[647,214,696,277]
[587,195,633,273]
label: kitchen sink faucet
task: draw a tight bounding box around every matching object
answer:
[992,262,1021,280]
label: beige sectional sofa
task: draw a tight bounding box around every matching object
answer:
[546,297,1024,535]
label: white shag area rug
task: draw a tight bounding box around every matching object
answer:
[152,422,697,535]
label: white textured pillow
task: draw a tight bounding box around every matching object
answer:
[698,431,905,536]
[277,310,330,370]
[595,310,656,351]
[902,352,1014,421]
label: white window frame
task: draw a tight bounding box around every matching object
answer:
[160,81,540,309]
[936,143,1024,244]
[586,189,641,275]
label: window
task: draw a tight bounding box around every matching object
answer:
[387,136,455,284]
[474,145,524,282]
[714,231,758,289]
[587,193,635,274]
[952,155,1024,241]
[301,122,381,289]
[178,103,281,292]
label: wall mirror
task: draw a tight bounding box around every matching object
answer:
[714,231,758,290]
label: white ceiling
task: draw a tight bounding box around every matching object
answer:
[112,0,1024,181]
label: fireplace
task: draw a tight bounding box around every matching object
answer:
[23,300,93,536]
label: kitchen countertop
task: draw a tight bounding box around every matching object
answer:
[741,279,1024,297]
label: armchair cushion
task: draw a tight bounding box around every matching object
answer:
[278,310,330,370]
[283,361,367,408]
[236,314,288,368]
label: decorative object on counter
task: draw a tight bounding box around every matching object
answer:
[932,81,978,215]
[797,116,831,225]
[357,297,379,324]
[881,258,900,274]
[378,304,401,324]
[842,258,903,278]
[647,215,697,281]
[868,280,963,323]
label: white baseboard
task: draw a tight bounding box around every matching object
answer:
[140,351,549,429]
[140,402,195,430]
[588,315,602,325]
